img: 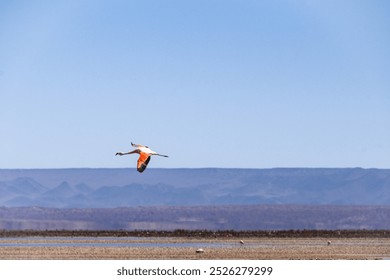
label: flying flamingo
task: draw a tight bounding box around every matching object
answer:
[115,142,168,173]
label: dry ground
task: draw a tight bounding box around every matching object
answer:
[1,237,389,260]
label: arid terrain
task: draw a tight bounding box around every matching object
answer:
[0,230,389,260]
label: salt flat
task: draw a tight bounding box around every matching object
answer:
[1,237,389,260]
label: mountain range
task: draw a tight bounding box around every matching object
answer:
[1,168,390,208]
[1,168,390,230]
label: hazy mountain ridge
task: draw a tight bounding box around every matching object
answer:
[1,168,390,230]
[0,168,389,207]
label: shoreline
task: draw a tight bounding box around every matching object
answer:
[1,239,389,260]
[1,232,390,260]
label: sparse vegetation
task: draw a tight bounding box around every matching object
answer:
[1,229,390,238]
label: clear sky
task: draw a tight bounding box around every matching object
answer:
[1,0,389,169]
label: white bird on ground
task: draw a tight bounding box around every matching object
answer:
[116,142,168,173]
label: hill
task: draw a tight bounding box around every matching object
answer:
[1,205,390,230]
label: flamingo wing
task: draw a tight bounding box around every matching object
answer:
[132,142,148,148]
[137,152,151,173]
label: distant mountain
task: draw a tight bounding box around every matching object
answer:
[0,168,389,208]
[0,177,48,207]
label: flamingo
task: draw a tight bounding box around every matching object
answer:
[115,142,168,173]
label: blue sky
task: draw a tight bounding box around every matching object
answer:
[1,0,389,169]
